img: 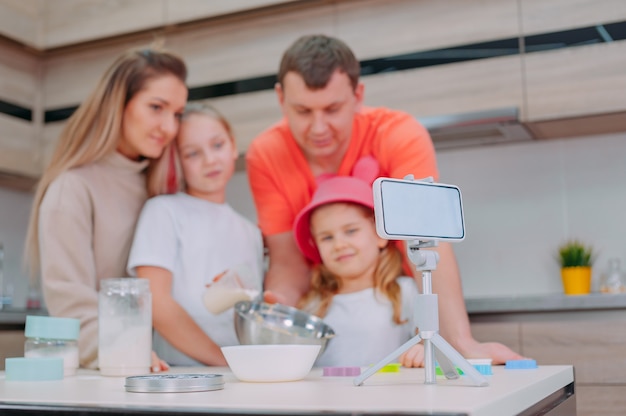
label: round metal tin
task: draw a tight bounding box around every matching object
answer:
[125,373,224,393]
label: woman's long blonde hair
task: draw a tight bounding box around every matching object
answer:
[24,47,188,280]
[297,205,406,324]
[146,102,236,197]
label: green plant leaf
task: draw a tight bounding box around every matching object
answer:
[557,240,594,267]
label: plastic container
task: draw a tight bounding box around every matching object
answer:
[5,357,64,381]
[203,266,259,314]
[24,315,80,376]
[98,278,152,377]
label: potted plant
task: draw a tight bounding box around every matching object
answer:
[557,240,594,295]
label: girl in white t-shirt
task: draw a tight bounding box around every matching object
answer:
[292,156,424,367]
[127,103,264,366]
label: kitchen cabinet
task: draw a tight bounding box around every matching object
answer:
[0,40,41,182]
[524,42,626,121]
[469,294,626,416]
[0,330,25,370]
[2,0,626,183]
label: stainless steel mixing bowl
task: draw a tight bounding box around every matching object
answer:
[234,301,335,355]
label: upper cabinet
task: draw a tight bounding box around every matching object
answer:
[0,39,42,188]
[0,0,625,190]
[520,0,626,121]
[0,0,299,51]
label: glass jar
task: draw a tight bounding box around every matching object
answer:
[24,315,80,376]
[98,278,152,376]
[599,258,626,294]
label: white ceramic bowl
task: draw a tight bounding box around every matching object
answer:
[221,344,321,382]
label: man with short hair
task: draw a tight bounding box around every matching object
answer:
[246,34,522,364]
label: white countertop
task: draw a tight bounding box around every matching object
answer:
[0,365,574,415]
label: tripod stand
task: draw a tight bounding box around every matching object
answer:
[354,240,489,387]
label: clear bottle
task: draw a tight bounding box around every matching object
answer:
[98,278,152,376]
[24,315,80,376]
[599,258,626,294]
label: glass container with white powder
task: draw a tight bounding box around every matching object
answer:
[98,278,152,376]
[24,315,80,376]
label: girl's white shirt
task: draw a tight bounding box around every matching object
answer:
[305,276,419,367]
[127,192,264,366]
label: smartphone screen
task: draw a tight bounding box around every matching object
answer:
[373,178,465,241]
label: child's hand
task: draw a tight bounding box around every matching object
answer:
[262,290,287,304]
[399,344,425,368]
[151,351,170,373]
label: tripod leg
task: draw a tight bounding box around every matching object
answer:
[353,333,423,386]
[434,348,459,380]
[430,334,489,387]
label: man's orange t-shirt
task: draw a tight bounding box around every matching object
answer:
[246,106,439,240]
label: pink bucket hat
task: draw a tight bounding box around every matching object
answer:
[293,156,380,263]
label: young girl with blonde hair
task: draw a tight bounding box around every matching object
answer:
[127,102,263,366]
[293,156,424,367]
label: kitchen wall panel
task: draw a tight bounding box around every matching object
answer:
[43,40,148,109]
[0,41,39,108]
[163,0,297,26]
[0,116,40,177]
[524,42,626,120]
[440,131,626,298]
[335,0,520,60]
[438,137,567,297]
[33,0,303,51]
[520,0,626,36]
[168,4,335,87]
[42,0,166,50]
[0,0,41,48]
[361,55,524,119]
[0,41,40,177]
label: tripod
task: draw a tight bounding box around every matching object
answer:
[354,240,489,387]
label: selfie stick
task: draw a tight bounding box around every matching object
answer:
[354,178,488,387]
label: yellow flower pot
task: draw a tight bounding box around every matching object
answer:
[561,266,592,295]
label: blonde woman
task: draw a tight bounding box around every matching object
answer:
[25,47,188,370]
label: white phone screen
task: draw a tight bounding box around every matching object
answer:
[374,178,465,240]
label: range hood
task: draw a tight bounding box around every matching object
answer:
[418,107,533,150]
[419,107,626,150]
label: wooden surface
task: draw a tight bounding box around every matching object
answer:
[1,0,626,177]
[0,330,25,371]
[470,308,626,416]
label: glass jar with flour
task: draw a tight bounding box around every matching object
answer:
[98,278,152,376]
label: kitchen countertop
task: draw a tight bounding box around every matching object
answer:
[0,308,47,327]
[465,292,626,315]
[2,293,626,327]
[0,365,574,416]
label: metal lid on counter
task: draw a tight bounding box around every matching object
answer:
[124,373,224,393]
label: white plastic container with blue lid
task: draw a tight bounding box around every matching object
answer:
[24,315,80,376]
